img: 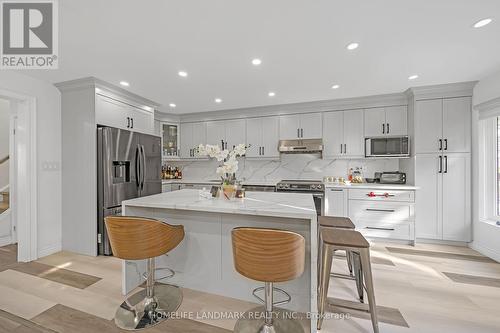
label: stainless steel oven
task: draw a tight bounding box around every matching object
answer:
[365,136,409,158]
[276,180,324,216]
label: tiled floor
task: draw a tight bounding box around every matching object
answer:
[0,241,499,332]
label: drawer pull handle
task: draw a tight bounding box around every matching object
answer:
[366,208,396,212]
[365,227,395,231]
[367,192,395,198]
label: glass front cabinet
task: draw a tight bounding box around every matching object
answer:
[161,123,179,158]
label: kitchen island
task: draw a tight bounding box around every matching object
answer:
[121,189,318,332]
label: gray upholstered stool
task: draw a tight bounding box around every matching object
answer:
[318,227,378,333]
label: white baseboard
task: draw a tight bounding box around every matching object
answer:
[416,238,469,247]
[0,235,12,247]
[470,242,500,263]
[37,242,62,258]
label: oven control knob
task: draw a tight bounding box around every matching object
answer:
[284,184,290,189]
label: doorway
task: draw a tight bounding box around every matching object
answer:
[0,90,38,263]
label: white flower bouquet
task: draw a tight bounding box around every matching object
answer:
[196,143,248,185]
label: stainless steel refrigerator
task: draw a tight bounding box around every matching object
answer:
[97,126,162,255]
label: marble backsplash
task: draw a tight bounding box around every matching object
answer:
[169,154,400,182]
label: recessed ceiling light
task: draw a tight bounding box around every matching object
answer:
[408,74,419,80]
[252,58,262,66]
[331,84,340,89]
[178,71,188,77]
[346,42,359,50]
[119,81,130,87]
[215,98,222,103]
[169,103,176,108]
[268,92,276,97]
[473,18,493,28]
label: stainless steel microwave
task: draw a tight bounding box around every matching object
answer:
[365,136,410,158]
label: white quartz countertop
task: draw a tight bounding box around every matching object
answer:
[123,189,317,219]
[324,183,418,190]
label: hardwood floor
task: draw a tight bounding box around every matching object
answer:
[0,242,499,333]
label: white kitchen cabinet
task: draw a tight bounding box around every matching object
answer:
[180,122,206,158]
[415,153,471,241]
[300,113,323,139]
[206,120,226,146]
[206,119,246,149]
[364,106,407,137]
[415,99,443,153]
[225,119,246,149]
[443,97,471,153]
[415,97,471,154]
[279,113,322,139]
[246,116,279,158]
[364,108,386,137]
[279,114,300,140]
[442,154,471,241]
[415,154,442,239]
[95,94,154,135]
[385,106,408,136]
[348,187,415,243]
[324,188,347,217]
[323,110,364,158]
[323,112,343,157]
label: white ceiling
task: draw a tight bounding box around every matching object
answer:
[25,0,500,114]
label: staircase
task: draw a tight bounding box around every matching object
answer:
[0,190,9,214]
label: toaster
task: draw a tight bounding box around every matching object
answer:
[379,172,406,184]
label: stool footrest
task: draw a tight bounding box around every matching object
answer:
[327,297,371,313]
[330,272,356,280]
[252,286,291,307]
[142,267,176,281]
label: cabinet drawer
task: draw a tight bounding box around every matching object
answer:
[348,189,415,202]
[349,201,413,224]
[358,222,412,241]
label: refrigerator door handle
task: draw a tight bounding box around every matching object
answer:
[135,145,141,188]
[141,145,146,191]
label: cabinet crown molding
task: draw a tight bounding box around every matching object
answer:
[406,81,477,101]
[55,76,159,112]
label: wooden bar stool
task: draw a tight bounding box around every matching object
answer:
[231,227,305,333]
[318,228,379,333]
[105,216,185,330]
[318,216,364,303]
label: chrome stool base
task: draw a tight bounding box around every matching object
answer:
[233,306,304,333]
[114,283,182,330]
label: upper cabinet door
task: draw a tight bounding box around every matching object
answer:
[300,113,322,139]
[442,97,471,153]
[323,111,344,157]
[262,116,280,158]
[385,106,407,136]
[343,109,365,157]
[364,108,386,137]
[415,99,443,154]
[180,123,193,158]
[95,95,131,130]
[206,120,225,147]
[127,106,154,135]
[245,118,262,158]
[279,114,300,139]
[191,122,207,151]
[225,119,246,150]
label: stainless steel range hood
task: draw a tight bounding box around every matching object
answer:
[278,139,323,154]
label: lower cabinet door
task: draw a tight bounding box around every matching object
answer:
[415,154,442,239]
[442,154,471,241]
[324,189,347,217]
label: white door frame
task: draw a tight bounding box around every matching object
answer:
[0,89,37,262]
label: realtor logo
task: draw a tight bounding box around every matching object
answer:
[1,0,58,69]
